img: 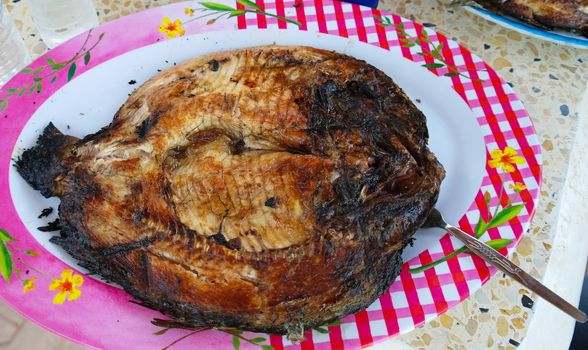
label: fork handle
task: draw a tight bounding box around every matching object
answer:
[444,224,587,323]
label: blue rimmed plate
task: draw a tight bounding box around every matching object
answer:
[466,5,588,49]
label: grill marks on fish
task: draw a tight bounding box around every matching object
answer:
[136,111,161,139]
[98,235,160,256]
[16,46,444,339]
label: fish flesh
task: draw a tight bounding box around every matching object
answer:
[16,46,445,341]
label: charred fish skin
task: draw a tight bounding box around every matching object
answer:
[16,46,445,339]
[15,123,77,198]
[473,0,588,37]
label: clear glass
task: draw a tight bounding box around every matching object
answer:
[0,4,32,87]
[28,0,99,48]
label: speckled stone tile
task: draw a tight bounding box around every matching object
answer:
[1,0,587,349]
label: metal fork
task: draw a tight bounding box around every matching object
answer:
[425,208,587,323]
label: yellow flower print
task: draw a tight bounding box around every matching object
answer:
[184,7,195,17]
[488,146,525,173]
[23,277,37,293]
[509,182,527,193]
[49,269,84,304]
[159,17,186,38]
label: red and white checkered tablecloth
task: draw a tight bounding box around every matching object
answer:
[230,1,541,348]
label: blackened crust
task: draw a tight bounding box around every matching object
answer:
[17,46,445,341]
[15,123,77,197]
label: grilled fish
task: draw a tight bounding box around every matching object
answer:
[16,46,445,341]
[472,0,588,37]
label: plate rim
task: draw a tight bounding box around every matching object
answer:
[0,1,543,349]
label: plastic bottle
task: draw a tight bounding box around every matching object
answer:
[28,0,99,48]
[0,3,32,86]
